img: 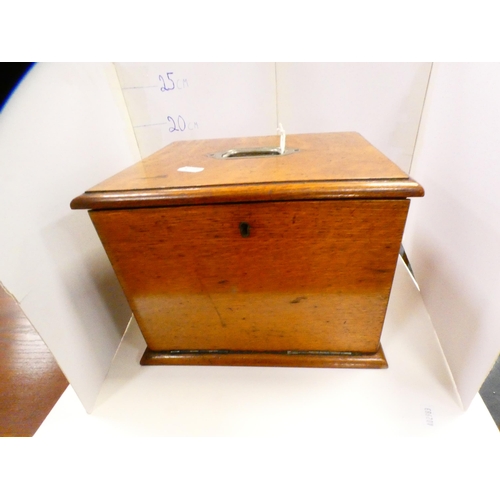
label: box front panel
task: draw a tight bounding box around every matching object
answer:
[90,200,409,353]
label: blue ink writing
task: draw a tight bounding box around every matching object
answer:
[159,72,189,92]
[167,115,199,133]
[167,115,185,132]
[159,72,175,92]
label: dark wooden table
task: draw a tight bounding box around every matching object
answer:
[0,283,68,436]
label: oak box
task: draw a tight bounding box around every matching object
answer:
[71,133,424,368]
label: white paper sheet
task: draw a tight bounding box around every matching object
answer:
[404,62,500,408]
[0,63,140,411]
[114,62,278,158]
[276,62,432,173]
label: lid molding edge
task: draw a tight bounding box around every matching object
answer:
[71,179,424,210]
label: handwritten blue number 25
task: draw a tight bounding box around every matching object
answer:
[159,72,175,92]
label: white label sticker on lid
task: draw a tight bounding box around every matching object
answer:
[177,166,204,173]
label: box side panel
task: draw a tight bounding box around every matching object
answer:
[90,200,409,354]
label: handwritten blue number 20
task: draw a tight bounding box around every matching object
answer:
[167,115,186,132]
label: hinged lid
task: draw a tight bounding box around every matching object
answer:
[71,132,424,210]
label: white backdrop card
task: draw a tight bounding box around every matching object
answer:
[0,63,140,412]
[403,63,500,408]
[276,62,432,173]
[114,63,278,158]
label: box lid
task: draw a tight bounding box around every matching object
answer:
[71,132,424,210]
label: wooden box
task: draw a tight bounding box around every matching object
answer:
[71,133,424,368]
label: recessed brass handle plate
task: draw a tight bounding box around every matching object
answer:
[208,147,299,160]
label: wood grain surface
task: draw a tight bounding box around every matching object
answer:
[140,346,388,368]
[0,283,68,436]
[71,133,424,210]
[86,133,410,192]
[91,199,409,356]
[71,179,424,210]
[73,132,423,369]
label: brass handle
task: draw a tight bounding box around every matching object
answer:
[209,147,299,160]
